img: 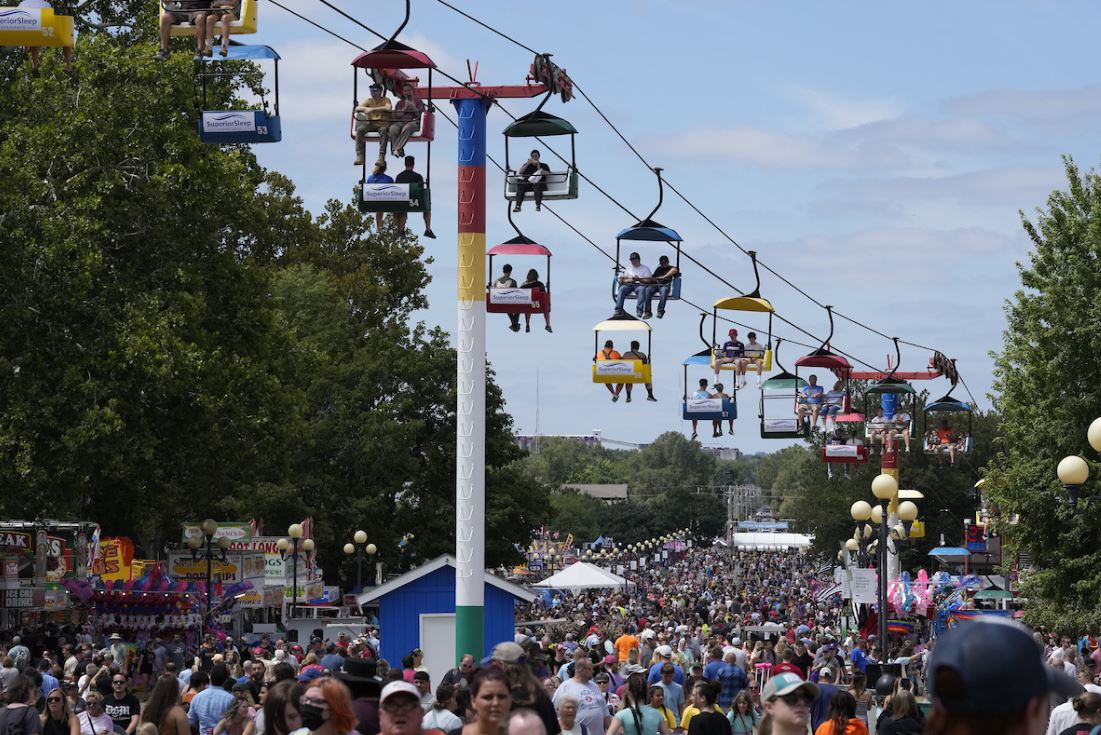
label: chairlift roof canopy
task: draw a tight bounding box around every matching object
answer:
[202,43,280,61]
[763,372,807,390]
[593,316,652,332]
[794,349,852,371]
[616,219,682,243]
[504,111,578,137]
[488,236,552,257]
[352,40,436,69]
[866,377,917,396]
[682,350,712,366]
[713,295,774,313]
[925,395,973,413]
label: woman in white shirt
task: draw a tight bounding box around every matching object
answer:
[421,684,462,732]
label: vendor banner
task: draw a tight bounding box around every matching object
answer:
[92,537,135,583]
[167,552,244,583]
[226,537,289,584]
[181,522,253,543]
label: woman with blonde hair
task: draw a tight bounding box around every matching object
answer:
[41,682,79,735]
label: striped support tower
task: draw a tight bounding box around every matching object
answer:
[453,96,490,663]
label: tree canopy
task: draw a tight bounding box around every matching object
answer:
[0,31,548,584]
[983,157,1101,632]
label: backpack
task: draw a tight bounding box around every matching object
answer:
[0,705,37,735]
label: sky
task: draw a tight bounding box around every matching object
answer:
[246,0,1101,454]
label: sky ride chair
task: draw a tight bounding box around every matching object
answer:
[486,209,552,324]
[710,251,775,377]
[611,168,682,313]
[593,313,653,387]
[0,3,74,49]
[759,340,810,440]
[682,315,736,426]
[504,52,578,204]
[349,2,434,216]
[196,42,280,144]
[160,0,258,37]
[923,391,973,461]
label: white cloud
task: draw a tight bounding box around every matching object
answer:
[786,88,902,129]
[945,84,1101,130]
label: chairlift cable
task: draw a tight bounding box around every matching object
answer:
[428,2,970,378]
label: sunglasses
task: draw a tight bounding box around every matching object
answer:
[113,680,126,685]
[47,698,62,704]
[778,693,813,707]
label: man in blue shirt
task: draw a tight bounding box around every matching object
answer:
[654,664,685,722]
[713,329,744,377]
[797,374,825,429]
[702,646,725,683]
[850,639,868,675]
[188,665,234,735]
[716,649,749,711]
[647,646,685,685]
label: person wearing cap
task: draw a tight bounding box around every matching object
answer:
[614,252,655,319]
[377,681,423,735]
[713,329,744,377]
[926,619,1082,735]
[640,255,679,320]
[489,641,558,735]
[647,647,685,686]
[513,150,551,213]
[760,672,818,735]
[354,82,392,167]
[810,666,839,732]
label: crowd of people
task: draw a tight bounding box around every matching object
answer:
[0,548,1096,735]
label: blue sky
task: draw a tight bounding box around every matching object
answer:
[249,1,1101,453]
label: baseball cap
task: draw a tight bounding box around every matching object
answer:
[656,645,673,657]
[489,641,526,664]
[761,672,818,702]
[379,681,420,705]
[928,619,1083,715]
[623,664,647,676]
[728,329,738,337]
[603,654,617,665]
[297,668,326,683]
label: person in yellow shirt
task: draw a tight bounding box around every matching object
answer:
[354,82,392,166]
[648,684,677,732]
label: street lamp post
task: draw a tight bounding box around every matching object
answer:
[1054,418,1101,510]
[187,518,229,634]
[343,530,369,593]
[277,523,315,619]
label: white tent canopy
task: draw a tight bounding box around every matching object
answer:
[732,532,812,550]
[533,561,630,590]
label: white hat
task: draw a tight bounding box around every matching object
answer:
[656,645,673,657]
[109,633,122,641]
[379,681,421,705]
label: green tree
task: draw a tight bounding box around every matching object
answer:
[984,157,1101,632]
[547,489,605,544]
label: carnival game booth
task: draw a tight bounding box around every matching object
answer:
[63,565,256,654]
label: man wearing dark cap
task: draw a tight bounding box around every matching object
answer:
[354,82,392,166]
[645,254,679,319]
[339,658,383,735]
[926,619,1082,735]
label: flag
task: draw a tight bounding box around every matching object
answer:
[300,517,313,539]
[815,583,842,603]
[887,619,914,635]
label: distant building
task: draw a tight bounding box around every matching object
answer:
[514,434,601,452]
[701,447,742,460]
[562,484,629,503]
